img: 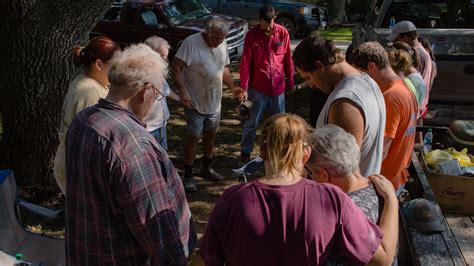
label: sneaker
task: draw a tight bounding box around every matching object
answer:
[183,177,197,193]
[240,152,251,163]
[200,166,224,182]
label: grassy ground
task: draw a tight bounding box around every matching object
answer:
[312,26,353,42]
[20,61,312,241]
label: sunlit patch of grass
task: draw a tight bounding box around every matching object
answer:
[312,26,353,42]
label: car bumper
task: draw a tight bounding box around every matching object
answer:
[228,44,244,60]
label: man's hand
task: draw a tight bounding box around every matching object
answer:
[179,88,192,108]
[232,86,247,102]
[369,174,397,202]
[286,85,296,96]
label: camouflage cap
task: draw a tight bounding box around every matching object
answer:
[402,198,445,233]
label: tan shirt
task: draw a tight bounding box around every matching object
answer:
[53,74,108,194]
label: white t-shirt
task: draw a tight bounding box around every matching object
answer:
[316,74,386,177]
[175,32,230,114]
[142,80,171,131]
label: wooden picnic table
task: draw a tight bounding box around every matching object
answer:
[408,152,473,265]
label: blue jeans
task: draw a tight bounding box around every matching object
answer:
[395,183,406,197]
[150,126,168,150]
[240,89,285,154]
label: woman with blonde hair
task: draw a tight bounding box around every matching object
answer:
[390,41,427,117]
[198,113,392,265]
[53,36,119,194]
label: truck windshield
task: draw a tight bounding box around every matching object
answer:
[162,0,211,25]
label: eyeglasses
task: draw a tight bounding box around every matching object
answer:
[148,83,165,101]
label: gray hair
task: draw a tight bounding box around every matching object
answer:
[308,124,360,178]
[144,36,170,54]
[108,44,168,94]
[205,18,230,35]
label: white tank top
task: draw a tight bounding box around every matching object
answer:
[316,74,386,177]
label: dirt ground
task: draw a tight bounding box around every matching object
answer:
[22,61,312,240]
[166,61,311,238]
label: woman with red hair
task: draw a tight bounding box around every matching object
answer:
[53,36,119,194]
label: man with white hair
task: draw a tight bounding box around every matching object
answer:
[65,44,197,265]
[306,124,399,265]
[143,36,180,150]
[172,18,244,192]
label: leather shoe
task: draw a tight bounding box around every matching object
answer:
[183,177,197,193]
[200,166,224,182]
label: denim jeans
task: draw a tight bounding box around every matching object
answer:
[240,88,285,154]
[395,183,406,197]
[150,126,168,151]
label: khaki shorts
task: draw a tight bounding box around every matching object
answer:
[184,107,220,137]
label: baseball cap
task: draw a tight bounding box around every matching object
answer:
[402,198,445,233]
[387,20,417,42]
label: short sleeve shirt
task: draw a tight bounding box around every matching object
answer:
[316,74,386,177]
[381,80,417,190]
[175,32,230,114]
[413,42,432,117]
[142,80,171,131]
[200,179,383,266]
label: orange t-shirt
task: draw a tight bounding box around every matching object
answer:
[381,80,417,190]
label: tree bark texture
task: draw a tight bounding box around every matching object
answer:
[328,0,346,25]
[0,0,112,186]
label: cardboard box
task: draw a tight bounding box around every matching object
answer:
[420,153,474,215]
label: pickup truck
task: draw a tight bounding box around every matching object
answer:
[92,0,248,60]
[351,0,474,107]
[203,0,328,38]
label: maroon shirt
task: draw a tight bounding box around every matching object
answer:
[239,23,295,96]
[200,179,383,266]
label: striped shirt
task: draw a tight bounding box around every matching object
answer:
[65,99,196,265]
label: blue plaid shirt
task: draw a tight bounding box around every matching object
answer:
[65,99,196,265]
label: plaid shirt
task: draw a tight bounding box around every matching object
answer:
[65,99,196,265]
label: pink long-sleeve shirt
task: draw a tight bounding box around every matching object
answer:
[239,24,294,96]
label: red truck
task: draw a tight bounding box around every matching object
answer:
[91,0,248,59]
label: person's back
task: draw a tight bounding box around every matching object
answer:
[412,42,432,117]
[380,80,417,189]
[316,74,386,177]
[200,179,383,265]
[66,44,197,265]
[66,101,196,265]
[348,185,382,223]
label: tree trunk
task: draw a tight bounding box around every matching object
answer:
[328,0,346,25]
[0,0,112,186]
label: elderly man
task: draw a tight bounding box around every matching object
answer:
[143,36,180,150]
[351,42,417,194]
[66,44,197,265]
[306,124,399,265]
[239,5,294,162]
[293,37,386,177]
[172,19,244,192]
[387,21,432,117]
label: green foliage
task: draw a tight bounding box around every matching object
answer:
[311,26,353,41]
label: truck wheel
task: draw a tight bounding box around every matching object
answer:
[276,17,296,39]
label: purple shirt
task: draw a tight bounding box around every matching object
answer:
[66,99,197,265]
[200,179,383,266]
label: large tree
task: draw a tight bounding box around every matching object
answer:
[0,0,112,186]
[327,0,346,25]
